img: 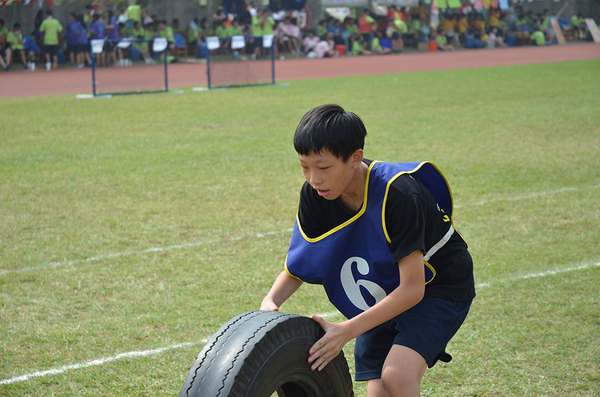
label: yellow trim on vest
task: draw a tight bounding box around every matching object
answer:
[297,161,380,243]
[424,260,436,285]
[284,257,303,281]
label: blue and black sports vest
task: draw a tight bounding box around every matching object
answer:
[285,161,459,319]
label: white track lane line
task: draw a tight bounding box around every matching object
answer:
[0,229,293,275]
[2,184,598,275]
[1,260,598,386]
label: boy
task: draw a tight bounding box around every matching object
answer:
[158,20,175,55]
[7,23,36,70]
[39,9,63,71]
[261,104,475,397]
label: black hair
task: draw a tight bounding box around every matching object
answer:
[294,104,367,161]
[13,23,21,29]
[46,10,53,16]
[93,14,100,21]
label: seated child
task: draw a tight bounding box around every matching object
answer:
[436,28,454,51]
[371,31,391,55]
[351,33,372,55]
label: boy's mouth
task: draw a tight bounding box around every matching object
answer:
[315,188,329,197]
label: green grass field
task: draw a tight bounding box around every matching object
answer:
[1,59,599,396]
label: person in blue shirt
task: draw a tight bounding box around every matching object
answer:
[65,12,82,66]
[105,9,123,67]
[261,104,475,397]
[90,14,106,66]
[75,14,91,68]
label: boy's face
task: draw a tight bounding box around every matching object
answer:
[298,149,363,200]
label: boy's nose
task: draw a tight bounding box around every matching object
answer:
[309,173,323,186]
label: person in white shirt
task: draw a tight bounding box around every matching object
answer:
[303,29,320,54]
[488,27,506,48]
[275,16,302,54]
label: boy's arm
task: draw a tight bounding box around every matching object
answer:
[307,249,425,371]
[260,270,303,311]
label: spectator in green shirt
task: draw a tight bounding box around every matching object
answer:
[351,33,372,55]
[316,20,327,38]
[530,30,547,46]
[126,1,142,24]
[40,9,63,70]
[435,28,454,51]
[215,19,230,52]
[227,18,243,37]
[405,17,420,47]
[215,19,228,38]
[0,19,8,38]
[262,11,276,36]
[84,5,93,38]
[252,11,263,37]
[158,20,176,55]
[391,18,407,52]
[371,31,391,54]
[251,9,265,59]
[570,14,587,39]
[344,17,358,37]
[539,10,550,32]
[7,23,35,69]
[131,21,155,64]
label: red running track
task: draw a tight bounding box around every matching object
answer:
[0,43,598,98]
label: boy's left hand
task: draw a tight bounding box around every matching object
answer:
[308,315,353,371]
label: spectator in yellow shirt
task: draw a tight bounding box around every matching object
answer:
[489,10,500,28]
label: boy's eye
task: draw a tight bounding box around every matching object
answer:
[319,166,330,170]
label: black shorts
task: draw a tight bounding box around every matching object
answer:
[354,298,472,381]
[392,32,399,40]
[12,48,26,60]
[67,44,80,55]
[44,44,59,56]
[104,41,116,51]
[0,46,8,56]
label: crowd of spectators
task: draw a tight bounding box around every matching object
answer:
[0,1,595,72]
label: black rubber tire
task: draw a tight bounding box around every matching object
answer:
[180,310,354,397]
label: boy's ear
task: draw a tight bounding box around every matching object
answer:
[350,149,364,169]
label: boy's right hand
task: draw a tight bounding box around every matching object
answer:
[260,298,279,311]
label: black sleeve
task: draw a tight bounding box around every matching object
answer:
[386,191,427,265]
[297,182,324,239]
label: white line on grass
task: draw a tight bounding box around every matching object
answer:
[0,341,203,386]
[3,183,597,275]
[0,185,600,274]
[457,184,600,208]
[0,229,293,275]
[1,260,598,386]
